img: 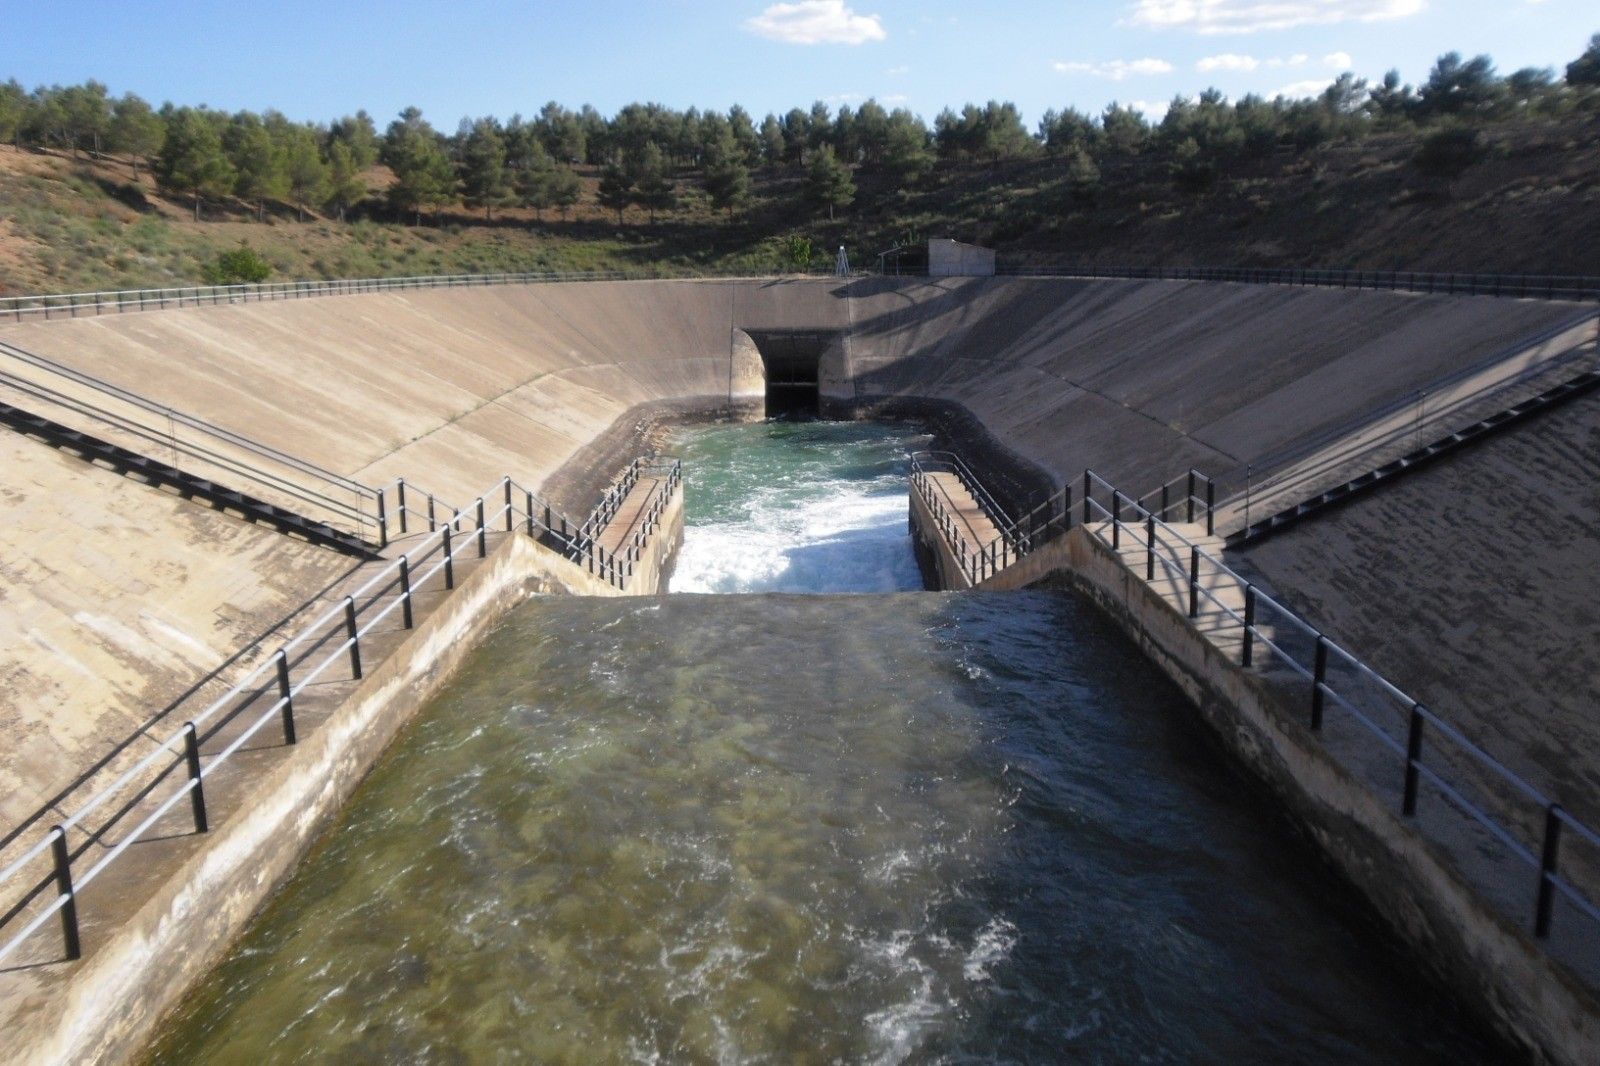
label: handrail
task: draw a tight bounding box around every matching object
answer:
[0,463,684,966]
[1076,467,1600,962]
[993,263,1600,303]
[0,269,831,323]
[0,339,382,543]
[1207,312,1600,533]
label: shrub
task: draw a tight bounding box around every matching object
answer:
[202,244,272,284]
[1414,125,1487,178]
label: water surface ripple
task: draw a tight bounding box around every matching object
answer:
[149,593,1494,1064]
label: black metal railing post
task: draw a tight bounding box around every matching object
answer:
[476,500,487,557]
[442,527,455,589]
[1241,586,1256,667]
[427,495,437,532]
[1187,471,1196,523]
[1403,704,1425,815]
[1311,637,1329,730]
[344,597,362,679]
[397,480,408,534]
[1188,547,1200,618]
[1083,471,1091,525]
[183,722,209,833]
[376,489,388,549]
[504,479,513,532]
[399,557,414,629]
[276,650,296,744]
[526,490,535,536]
[1206,479,1215,537]
[1146,516,1156,580]
[1536,806,1564,937]
[1111,492,1122,550]
[50,828,81,960]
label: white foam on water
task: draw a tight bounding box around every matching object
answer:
[963,916,1018,983]
[674,481,920,595]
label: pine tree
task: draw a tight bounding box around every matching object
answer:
[546,166,582,219]
[0,80,25,148]
[225,113,288,221]
[1064,147,1101,204]
[458,117,511,220]
[760,114,785,167]
[632,143,676,225]
[328,111,379,168]
[283,125,328,221]
[383,108,456,225]
[805,146,854,220]
[108,93,163,174]
[156,107,235,220]
[882,112,933,180]
[324,140,365,221]
[597,164,633,224]
[705,156,750,219]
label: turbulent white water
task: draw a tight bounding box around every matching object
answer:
[669,420,926,594]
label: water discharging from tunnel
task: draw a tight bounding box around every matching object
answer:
[146,422,1498,1063]
[668,420,926,594]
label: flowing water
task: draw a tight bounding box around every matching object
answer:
[669,420,925,594]
[147,422,1498,1064]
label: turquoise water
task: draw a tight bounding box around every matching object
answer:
[669,420,926,593]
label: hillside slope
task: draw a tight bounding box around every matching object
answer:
[1,113,1597,296]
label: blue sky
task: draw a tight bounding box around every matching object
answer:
[1,1,1593,127]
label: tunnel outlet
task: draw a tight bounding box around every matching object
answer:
[745,330,838,417]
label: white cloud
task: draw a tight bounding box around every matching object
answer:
[1127,0,1424,35]
[885,64,910,75]
[1323,51,1353,69]
[1272,78,1333,98]
[1197,53,1259,71]
[1053,57,1175,80]
[882,93,909,103]
[745,1,887,45]
[1271,53,1309,67]
[1130,99,1173,120]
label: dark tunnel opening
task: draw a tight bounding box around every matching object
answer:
[747,330,835,418]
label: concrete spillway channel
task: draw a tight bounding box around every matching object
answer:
[0,275,1596,1061]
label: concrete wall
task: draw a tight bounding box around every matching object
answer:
[8,532,619,1066]
[1236,390,1600,828]
[0,430,355,830]
[1029,527,1598,1065]
[842,276,1594,497]
[927,239,996,278]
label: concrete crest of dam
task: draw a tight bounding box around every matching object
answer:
[0,276,1596,1062]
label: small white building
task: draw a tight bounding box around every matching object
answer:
[927,238,996,278]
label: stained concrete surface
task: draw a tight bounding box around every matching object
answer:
[1237,390,1600,828]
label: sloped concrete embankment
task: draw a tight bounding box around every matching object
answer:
[9,532,623,1066]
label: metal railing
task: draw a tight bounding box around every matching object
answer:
[1075,469,1600,979]
[1212,313,1600,538]
[0,268,834,323]
[908,451,1029,585]
[0,466,683,966]
[0,340,384,545]
[994,263,1600,303]
[907,446,1599,975]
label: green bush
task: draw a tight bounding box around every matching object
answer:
[202,244,272,285]
[1414,125,1487,178]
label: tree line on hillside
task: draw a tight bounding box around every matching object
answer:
[0,34,1596,227]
